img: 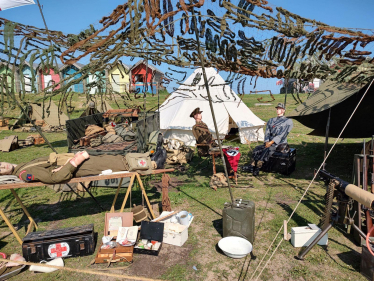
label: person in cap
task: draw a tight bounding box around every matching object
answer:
[249,102,293,176]
[190,107,217,157]
[80,101,100,117]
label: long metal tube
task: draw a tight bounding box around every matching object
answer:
[191,11,234,204]
[297,222,334,260]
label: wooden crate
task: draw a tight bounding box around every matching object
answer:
[95,244,133,264]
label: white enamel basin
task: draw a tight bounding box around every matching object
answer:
[218,236,252,259]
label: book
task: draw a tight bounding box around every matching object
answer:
[116,226,138,246]
[108,217,122,236]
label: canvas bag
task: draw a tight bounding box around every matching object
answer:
[102,134,123,143]
[125,152,152,174]
[115,125,136,141]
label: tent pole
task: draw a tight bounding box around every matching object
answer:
[284,78,289,107]
[36,0,65,122]
[192,10,234,204]
[323,108,331,169]
[6,0,58,153]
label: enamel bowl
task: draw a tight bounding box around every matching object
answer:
[218,236,252,259]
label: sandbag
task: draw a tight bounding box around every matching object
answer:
[164,139,194,165]
[85,125,105,136]
[209,173,228,191]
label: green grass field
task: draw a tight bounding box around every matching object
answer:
[0,92,368,280]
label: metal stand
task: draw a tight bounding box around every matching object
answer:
[79,181,104,211]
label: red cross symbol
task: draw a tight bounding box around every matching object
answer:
[50,243,68,257]
[139,160,146,166]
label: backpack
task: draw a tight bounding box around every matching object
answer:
[151,133,167,169]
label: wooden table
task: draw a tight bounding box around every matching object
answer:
[0,168,174,245]
[209,150,237,185]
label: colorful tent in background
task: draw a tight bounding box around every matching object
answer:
[276,80,283,86]
[0,0,35,11]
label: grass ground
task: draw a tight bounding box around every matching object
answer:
[0,92,368,281]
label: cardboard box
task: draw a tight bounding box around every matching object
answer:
[163,222,188,247]
[291,224,328,247]
[104,212,133,237]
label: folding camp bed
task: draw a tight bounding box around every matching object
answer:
[0,169,174,245]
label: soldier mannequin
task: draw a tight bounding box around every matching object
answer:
[250,103,293,176]
[191,107,217,156]
[0,152,155,184]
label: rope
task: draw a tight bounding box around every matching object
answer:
[0,257,164,281]
[162,174,172,211]
[250,78,374,281]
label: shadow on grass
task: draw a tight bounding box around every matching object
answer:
[176,186,222,217]
[6,187,161,227]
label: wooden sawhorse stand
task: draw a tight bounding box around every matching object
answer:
[110,173,155,219]
[0,190,38,245]
[110,169,175,218]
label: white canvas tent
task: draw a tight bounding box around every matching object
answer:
[0,0,35,11]
[159,68,265,146]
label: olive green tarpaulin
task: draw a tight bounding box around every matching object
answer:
[288,80,374,138]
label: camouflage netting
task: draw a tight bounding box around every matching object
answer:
[0,0,374,117]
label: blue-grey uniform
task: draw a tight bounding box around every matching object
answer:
[252,116,293,164]
[264,116,293,146]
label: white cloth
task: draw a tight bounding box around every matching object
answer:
[0,0,35,11]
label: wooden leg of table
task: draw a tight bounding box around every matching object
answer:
[110,178,124,213]
[212,154,216,174]
[136,174,156,219]
[10,189,38,234]
[0,208,23,245]
[120,175,135,213]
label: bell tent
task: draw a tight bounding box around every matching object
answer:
[159,68,265,146]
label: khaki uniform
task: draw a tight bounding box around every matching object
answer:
[12,155,129,185]
[192,121,216,156]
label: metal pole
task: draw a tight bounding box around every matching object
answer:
[323,108,331,169]
[36,0,63,84]
[284,78,288,106]
[192,10,234,204]
[297,222,334,260]
[143,55,148,152]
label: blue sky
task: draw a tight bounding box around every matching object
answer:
[2,0,374,94]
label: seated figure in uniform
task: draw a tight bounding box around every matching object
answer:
[0,151,156,185]
[191,107,217,157]
[249,103,293,176]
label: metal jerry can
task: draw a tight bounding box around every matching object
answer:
[223,199,255,244]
